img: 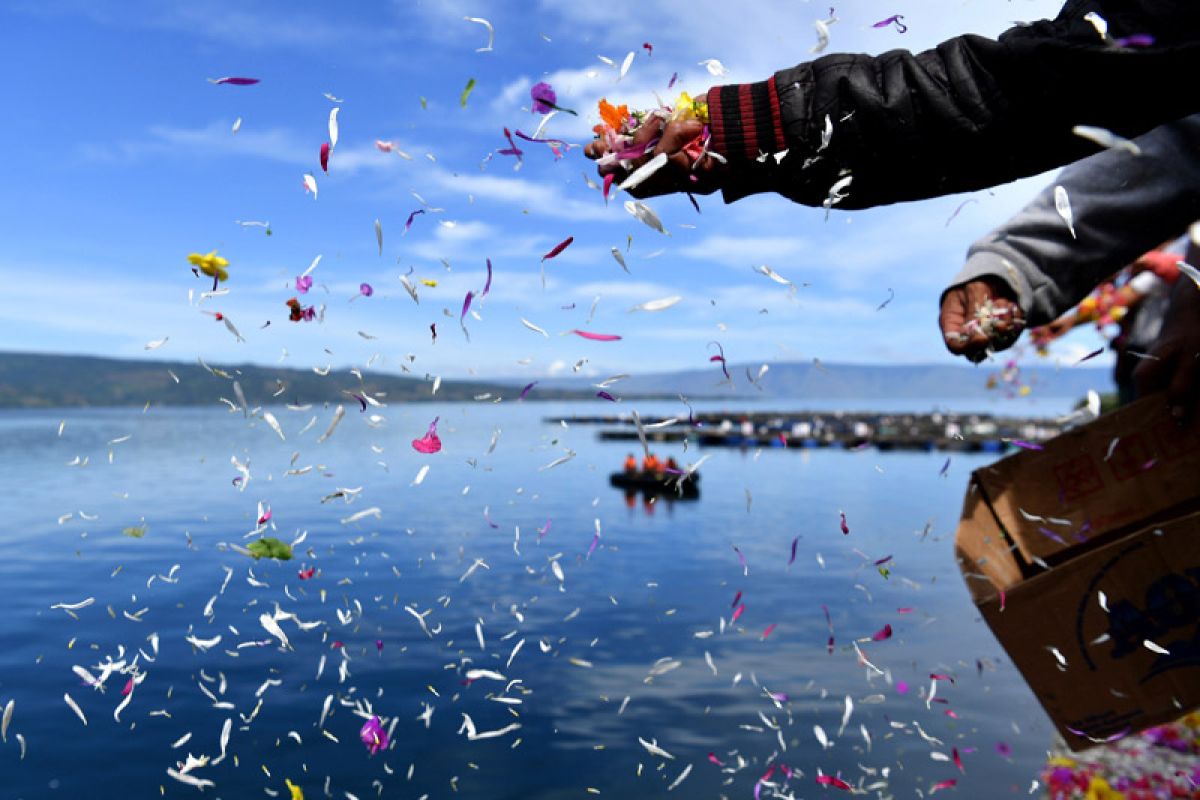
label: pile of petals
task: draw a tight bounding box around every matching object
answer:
[1041,711,1200,799]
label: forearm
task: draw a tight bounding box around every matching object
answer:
[706,1,1200,209]
[946,116,1200,326]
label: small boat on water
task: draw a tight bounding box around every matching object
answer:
[609,470,700,499]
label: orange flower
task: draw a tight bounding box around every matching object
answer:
[597,98,629,131]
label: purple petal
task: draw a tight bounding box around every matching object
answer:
[530,81,557,114]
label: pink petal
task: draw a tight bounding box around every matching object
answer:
[570,329,621,342]
[411,416,442,454]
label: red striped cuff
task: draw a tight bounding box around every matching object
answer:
[706,77,786,162]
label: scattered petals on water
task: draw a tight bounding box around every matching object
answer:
[815,773,852,790]
[359,715,388,755]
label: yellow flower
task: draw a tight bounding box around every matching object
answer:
[671,92,710,124]
[1085,776,1124,800]
[187,250,230,283]
[285,778,304,800]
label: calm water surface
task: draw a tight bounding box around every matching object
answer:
[0,399,1071,798]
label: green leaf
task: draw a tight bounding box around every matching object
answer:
[247,537,293,561]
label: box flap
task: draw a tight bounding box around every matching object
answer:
[954,478,1024,599]
[975,394,1200,564]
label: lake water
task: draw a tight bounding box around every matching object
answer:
[0,398,1072,799]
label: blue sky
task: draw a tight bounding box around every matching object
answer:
[2,0,1106,380]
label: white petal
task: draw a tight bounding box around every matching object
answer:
[464,17,494,52]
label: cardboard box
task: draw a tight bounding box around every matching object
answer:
[955,396,1200,751]
[971,394,1200,566]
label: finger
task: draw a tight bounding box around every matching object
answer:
[939,290,971,355]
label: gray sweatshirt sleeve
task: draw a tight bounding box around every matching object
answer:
[945,115,1200,327]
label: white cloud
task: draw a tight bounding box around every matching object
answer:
[678,235,814,268]
[77,121,309,166]
[426,169,617,223]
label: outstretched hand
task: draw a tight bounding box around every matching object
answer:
[939,277,1025,363]
[584,117,725,199]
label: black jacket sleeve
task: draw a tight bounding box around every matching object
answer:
[705,0,1200,209]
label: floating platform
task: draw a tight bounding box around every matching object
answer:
[566,409,1067,453]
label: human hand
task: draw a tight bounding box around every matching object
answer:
[939,277,1025,363]
[584,117,725,198]
[1031,317,1072,345]
[1134,274,1200,424]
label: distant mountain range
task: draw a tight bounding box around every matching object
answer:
[0,352,587,409]
[533,360,1113,400]
[0,352,1110,408]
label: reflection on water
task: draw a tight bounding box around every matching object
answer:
[0,401,1057,798]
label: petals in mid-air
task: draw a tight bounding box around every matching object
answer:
[569,329,621,342]
[541,236,574,262]
[412,417,442,454]
[208,76,260,86]
[187,250,230,283]
[464,16,494,52]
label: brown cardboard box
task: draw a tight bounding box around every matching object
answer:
[955,397,1200,751]
[972,394,1200,566]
